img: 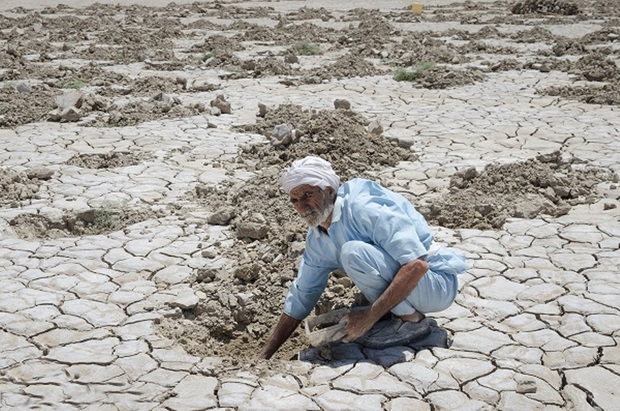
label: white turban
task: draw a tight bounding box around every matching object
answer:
[280,156,340,194]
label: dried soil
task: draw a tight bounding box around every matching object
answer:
[1,0,619,128]
[9,207,158,239]
[421,151,618,230]
[66,152,145,169]
[0,167,53,205]
[1,1,619,361]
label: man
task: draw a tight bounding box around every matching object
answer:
[258,156,468,359]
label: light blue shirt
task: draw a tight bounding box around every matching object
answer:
[284,178,436,320]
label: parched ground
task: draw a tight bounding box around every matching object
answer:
[1,0,619,410]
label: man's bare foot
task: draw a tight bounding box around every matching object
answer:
[398,312,425,323]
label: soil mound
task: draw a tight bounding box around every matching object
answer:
[420,151,618,230]
[66,152,145,169]
[9,207,157,239]
[511,0,580,15]
[0,168,53,205]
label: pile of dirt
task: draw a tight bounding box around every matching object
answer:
[397,35,471,65]
[538,52,620,105]
[66,152,145,169]
[300,53,388,84]
[234,20,336,45]
[411,65,486,89]
[420,151,618,230]
[0,167,53,206]
[285,6,333,21]
[572,52,620,82]
[189,34,245,55]
[84,96,208,127]
[0,85,57,128]
[542,83,620,105]
[338,13,399,56]
[9,207,158,239]
[511,0,580,15]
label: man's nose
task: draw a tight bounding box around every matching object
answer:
[296,201,310,212]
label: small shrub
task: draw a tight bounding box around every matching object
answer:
[92,208,117,229]
[296,40,322,56]
[64,80,88,89]
[393,61,436,81]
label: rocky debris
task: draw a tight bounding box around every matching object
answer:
[0,168,48,205]
[580,28,620,45]
[421,151,618,230]
[542,83,620,105]
[337,13,398,58]
[210,95,231,115]
[9,207,159,239]
[66,152,144,169]
[286,6,334,21]
[0,0,618,132]
[301,53,388,84]
[333,99,351,110]
[551,39,587,56]
[511,0,580,15]
[235,20,337,46]
[573,53,620,82]
[270,123,294,146]
[189,34,245,55]
[537,52,620,105]
[413,65,486,89]
[26,167,54,180]
[48,90,111,122]
[0,85,58,127]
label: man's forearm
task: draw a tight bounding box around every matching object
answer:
[368,258,429,322]
[258,313,302,359]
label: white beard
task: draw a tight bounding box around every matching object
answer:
[303,199,334,228]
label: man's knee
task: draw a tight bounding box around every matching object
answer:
[340,241,370,273]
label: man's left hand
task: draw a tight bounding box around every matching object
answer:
[341,309,379,343]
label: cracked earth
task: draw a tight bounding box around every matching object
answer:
[1,0,619,410]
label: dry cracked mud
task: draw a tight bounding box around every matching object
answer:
[1,0,619,365]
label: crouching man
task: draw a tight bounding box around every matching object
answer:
[258,156,468,359]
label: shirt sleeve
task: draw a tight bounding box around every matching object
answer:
[349,195,428,265]
[283,256,331,320]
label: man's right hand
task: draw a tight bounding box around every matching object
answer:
[257,313,301,360]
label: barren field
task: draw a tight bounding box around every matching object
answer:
[1,0,619,409]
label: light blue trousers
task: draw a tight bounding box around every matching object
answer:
[340,241,459,316]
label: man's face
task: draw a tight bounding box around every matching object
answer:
[289,184,334,227]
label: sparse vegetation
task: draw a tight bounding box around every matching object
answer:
[296,40,322,56]
[393,61,436,81]
[92,207,118,230]
[64,80,88,89]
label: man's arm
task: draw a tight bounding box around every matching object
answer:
[258,313,302,359]
[342,258,429,342]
